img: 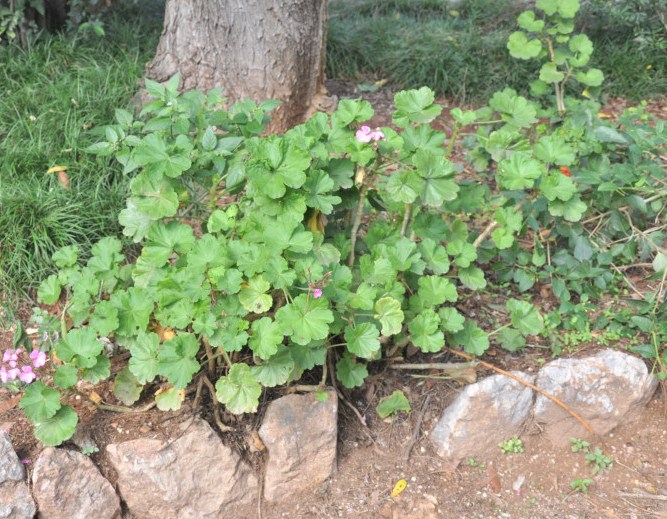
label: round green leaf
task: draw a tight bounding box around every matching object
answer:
[155,387,184,411]
[344,323,381,359]
[238,276,273,314]
[19,382,62,422]
[249,317,284,360]
[336,355,368,389]
[34,405,78,447]
[215,363,262,414]
[275,295,334,346]
[374,297,404,336]
[376,390,411,419]
[113,367,144,406]
[507,31,542,60]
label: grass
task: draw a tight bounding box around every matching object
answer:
[0,2,164,314]
[327,0,667,101]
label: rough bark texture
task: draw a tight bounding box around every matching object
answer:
[146,0,329,132]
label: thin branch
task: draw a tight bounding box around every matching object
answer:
[348,180,371,267]
[201,375,233,433]
[403,393,433,461]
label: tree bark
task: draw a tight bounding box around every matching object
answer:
[145,0,329,133]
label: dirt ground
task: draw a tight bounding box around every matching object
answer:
[1,85,667,519]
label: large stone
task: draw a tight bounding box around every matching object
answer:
[0,433,36,519]
[0,433,24,484]
[0,480,35,519]
[32,447,120,519]
[534,349,657,444]
[106,417,257,519]
[259,390,338,502]
[430,372,535,466]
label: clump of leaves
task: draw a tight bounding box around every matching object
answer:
[376,390,411,419]
[499,436,524,454]
[585,447,613,474]
[570,477,593,493]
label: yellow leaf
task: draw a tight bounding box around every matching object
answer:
[355,168,366,186]
[597,112,612,119]
[581,88,590,99]
[646,64,653,70]
[47,165,68,174]
[391,479,407,498]
[306,209,324,234]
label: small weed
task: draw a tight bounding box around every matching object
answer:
[499,437,524,454]
[81,445,99,456]
[570,478,593,493]
[585,448,613,474]
[570,438,591,453]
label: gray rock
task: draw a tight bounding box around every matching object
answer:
[259,390,338,502]
[430,372,535,466]
[0,434,24,484]
[534,349,657,444]
[107,417,257,519]
[32,447,120,519]
[0,480,36,519]
[0,433,35,519]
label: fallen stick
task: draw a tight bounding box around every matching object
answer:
[403,393,433,461]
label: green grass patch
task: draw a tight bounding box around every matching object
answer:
[328,0,667,101]
[0,2,164,311]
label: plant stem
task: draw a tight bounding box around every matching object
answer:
[220,348,233,369]
[400,203,411,237]
[487,323,511,337]
[201,336,215,376]
[348,180,371,267]
[445,122,461,159]
[545,38,566,115]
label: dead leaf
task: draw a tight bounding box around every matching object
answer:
[88,391,102,404]
[57,171,70,190]
[487,464,501,494]
[248,430,266,453]
[0,395,21,414]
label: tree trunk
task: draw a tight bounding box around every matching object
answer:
[145,0,329,133]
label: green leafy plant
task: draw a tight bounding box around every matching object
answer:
[569,437,590,453]
[570,477,593,493]
[499,436,524,454]
[585,447,613,474]
[22,0,667,446]
[376,389,411,418]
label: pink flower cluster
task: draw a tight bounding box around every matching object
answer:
[355,125,385,144]
[0,348,47,385]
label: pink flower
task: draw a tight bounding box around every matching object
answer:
[0,366,7,384]
[2,349,12,364]
[371,127,385,141]
[21,459,30,464]
[355,126,385,144]
[7,368,20,381]
[313,288,323,299]
[19,366,35,384]
[30,350,47,368]
[355,125,374,143]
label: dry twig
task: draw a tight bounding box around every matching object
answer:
[403,393,433,461]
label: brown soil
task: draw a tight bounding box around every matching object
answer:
[1,86,667,519]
